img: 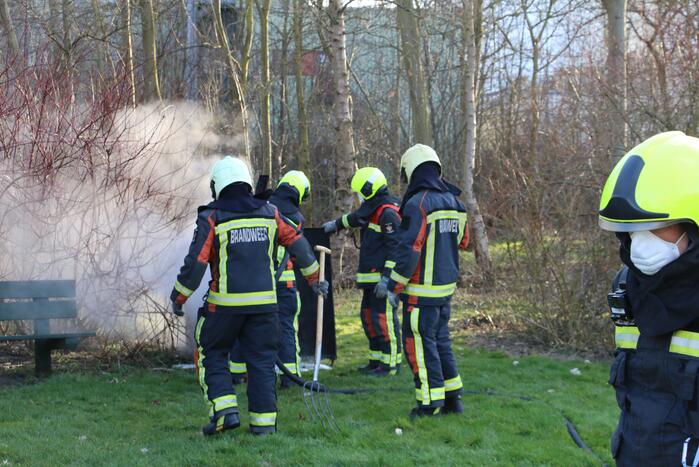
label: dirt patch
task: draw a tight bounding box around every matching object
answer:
[451,316,611,362]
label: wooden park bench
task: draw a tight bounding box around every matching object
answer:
[0,280,95,376]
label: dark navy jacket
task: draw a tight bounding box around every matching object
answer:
[333,190,401,288]
[387,165,469,306]
[171,185,319,313]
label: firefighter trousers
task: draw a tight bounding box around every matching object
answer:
[229,287,301,378]
[194,308,279,430]
[610,334,699,466]
[403,302,463,408]
[360,288,401,370]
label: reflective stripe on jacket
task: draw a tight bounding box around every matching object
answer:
[615,325,699,358]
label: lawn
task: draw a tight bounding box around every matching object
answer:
[0,290,618,466]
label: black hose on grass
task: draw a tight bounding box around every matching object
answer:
[275,358,381,394]
[275,359,605,463]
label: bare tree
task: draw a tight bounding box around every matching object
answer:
[0,0,20,58]
[185,0,198,100]
[139,0,162,101]
[396,0,433,145]
[119,0,137,107]
[326,0,356,218]
[212,0,251,157]
[602,0,628,159]
[240,0,254,87]
[256,0,273,177]
[90,0,113,80]
[461,0,492,279]
[293,0,312,219]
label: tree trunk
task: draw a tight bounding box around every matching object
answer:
[48,0,62,60]
[294,0,312,221]
[602,0,627,160]
[391,43,402,189]
[326,0,356,217]
[240,0,254,87]
[396,0,433,146]
[61,0,75,101]
[461,0,492,280]
[119,0,137,107]
[90,0,112,79]
[185,0,198,100]
[326,0,357,281]
[0,0,20,58]
[139,0,162,101]
[212,0,250,158]
[277,0,291,179]
[256,0,273,177]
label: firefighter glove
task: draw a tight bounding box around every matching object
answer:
[387,291,399,308]
[322,221,338,234]
[171,301,184,317]
[374,276,390,299]
[312,280,330,299]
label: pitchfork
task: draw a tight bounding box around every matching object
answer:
[302,245,340,431]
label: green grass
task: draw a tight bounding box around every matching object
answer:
[0,291,618,466]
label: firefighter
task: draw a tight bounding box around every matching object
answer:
[599,131,699,465]
[229,170,311,388]
[375,144,468,417]
[322,167,402,376]
[170,156,328,436]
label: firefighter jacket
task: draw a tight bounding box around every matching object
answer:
[386,165,469,306]
[332,190,401,288]
[171,185,320,313]
[609,230,699,465]
[269,186,305,288]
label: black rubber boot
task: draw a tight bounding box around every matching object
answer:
[442,396,464,415]
[202,409,241,436]
[249,425,276,436]
[409,406,442,419]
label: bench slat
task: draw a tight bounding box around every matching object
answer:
[0,331,95,341]
[0,300,77,320]
[0,281,76,299]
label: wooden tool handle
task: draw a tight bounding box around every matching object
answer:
[313,245,330,382]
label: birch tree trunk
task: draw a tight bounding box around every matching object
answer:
[602,0,627,160]
[461,0,492,280]
[212,0,250,158]
[0,0,20,58]
[396,0,433,146]
[119,0,137,107]
[139,0,162,101]
[325,0,357,280]
[294,0,312,220]
[256,0,273,177]
[327,0,356,218]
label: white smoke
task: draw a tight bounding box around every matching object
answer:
[0,101,246,347]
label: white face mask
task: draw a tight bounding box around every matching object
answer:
[630,230,686,275]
